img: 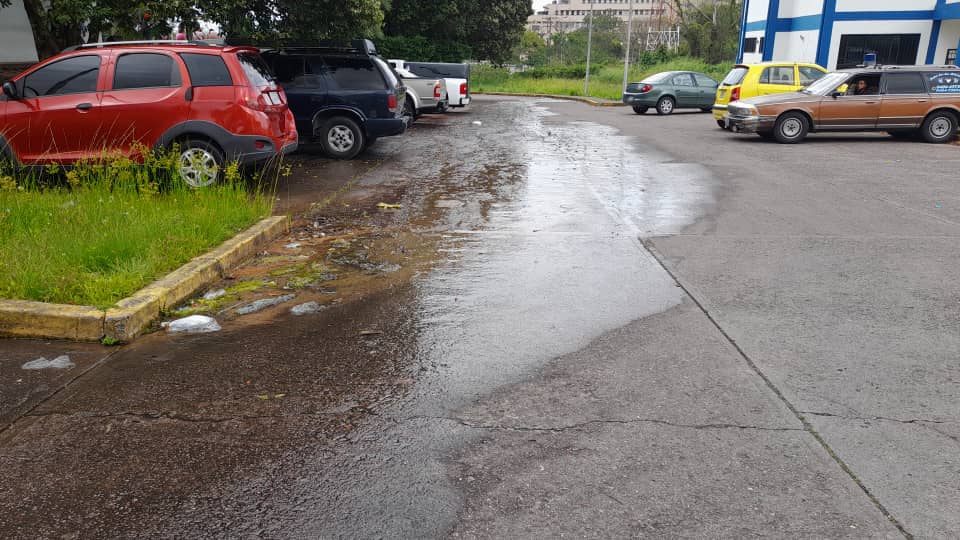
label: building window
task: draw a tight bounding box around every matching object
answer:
[743,37,758,53]
[837,34,920,69]
[947,49,957,66]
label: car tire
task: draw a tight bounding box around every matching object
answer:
[402,97,416,123]
[177,139,224,188]
[632,105,649,115]
[656,96,675,115]
[716,119,727,129]
[773,112,809,144]
[319,116,365,160]
[920,111,957,144]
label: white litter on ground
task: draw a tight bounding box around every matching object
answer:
[22,355,75,370]
[472,121,483,126]
[202,288,226,300]
[284,242,302,249]
[163,315,222,334]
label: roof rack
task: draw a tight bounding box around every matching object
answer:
[61,40,219,53]
[858,64,960,70]
[265,39,377,56]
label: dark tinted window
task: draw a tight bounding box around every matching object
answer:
[406,63,468,79]
[265,54,322,88]
[238,52,274,87]
[928,71,960,93]
[179,53,232,86]
[884,73,926,94]
[321,56,385,90]
[721,67,748,86]
[23,55,100,97]
[743,37,758,53]
[837,34,920,69]
[113,53,181,90]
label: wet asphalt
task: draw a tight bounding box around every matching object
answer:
[1,96,958,538]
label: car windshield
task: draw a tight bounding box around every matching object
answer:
[801,72,851,95]
[641,72,674,84]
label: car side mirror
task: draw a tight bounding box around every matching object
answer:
[2,81,17,100]
[831,91,843,99]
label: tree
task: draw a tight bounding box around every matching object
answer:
[672,0,741,64]
[462,0,531,63]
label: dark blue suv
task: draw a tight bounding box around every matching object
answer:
[261,40,407,159]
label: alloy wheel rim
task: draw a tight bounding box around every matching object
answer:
[661,100,673,113]
[179,148,219,188]
[328,125,355,152]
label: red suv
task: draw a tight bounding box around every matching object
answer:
[0,41,298,187]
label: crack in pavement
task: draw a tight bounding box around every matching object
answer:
[802,410,960,446]
[406,415,803,433]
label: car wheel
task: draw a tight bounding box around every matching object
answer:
[920,111,957,144]
[773,112,809,144]
[177,140,224,188]
[716,119,727,129]
[632,105,648,115]
[403,97,416,123]
[319,116,364,159]
[656,96,675,115]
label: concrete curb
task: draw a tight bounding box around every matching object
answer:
[475,91,626,107]
[0,215,289,342]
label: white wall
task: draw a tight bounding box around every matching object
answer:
[827,20,934,69]
[835,0,937,12]
[778,0,822,19]
[0,0,38,64]
[934,20,960,66]
[746,0,769,24]
[773,30,820,63]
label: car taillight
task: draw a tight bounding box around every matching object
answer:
[730,87,741,102]
[460,82,468,96]
[388,93,398,112]
[434,82,442,99]
[640,84,652,93]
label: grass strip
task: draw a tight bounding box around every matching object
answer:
[0,156,274,309]
[473,58,732,100]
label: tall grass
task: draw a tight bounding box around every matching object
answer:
[0,151,275,309]
[473,58,733,100]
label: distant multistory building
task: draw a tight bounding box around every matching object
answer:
[527,0,677,39]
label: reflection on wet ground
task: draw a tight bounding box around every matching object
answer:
[0,98,716,538]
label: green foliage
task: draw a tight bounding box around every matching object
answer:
[672,0,742,64]
[378,35,472,62]
[0,151,273,309]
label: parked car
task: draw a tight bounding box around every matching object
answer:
[0,40,298,187]
[713,62,827,129]
[393,64,448,119]
[389,60,470,109]
[724,65,960,144]
[262,40,407,159]
[622,71,718,115]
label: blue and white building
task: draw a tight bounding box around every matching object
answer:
[738,1,960,69]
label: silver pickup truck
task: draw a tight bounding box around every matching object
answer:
[403,61,470,109]
[392,64,448,119]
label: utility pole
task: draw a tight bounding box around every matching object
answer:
[585,0,594,96]
[622,0,635,92]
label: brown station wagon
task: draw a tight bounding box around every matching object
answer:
[725,65,960,144]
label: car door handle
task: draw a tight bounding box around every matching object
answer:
[916,99,928,103]
[76,103,93,111]
[864,101,878,104]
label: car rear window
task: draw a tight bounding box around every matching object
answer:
[237,52,275,87]
[180,53,233,86]
[113,53,181,90]
[320,56,386,90]
[641,72,673,83]
[721,67,748,86]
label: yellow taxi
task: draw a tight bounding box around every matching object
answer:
[712,62,827,128]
